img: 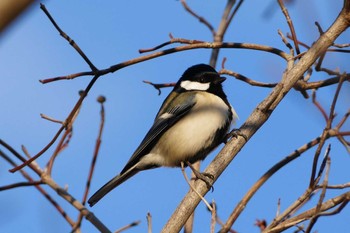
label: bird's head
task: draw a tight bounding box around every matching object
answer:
[175,64,226,96]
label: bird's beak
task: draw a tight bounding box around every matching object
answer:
[214,76,226,84]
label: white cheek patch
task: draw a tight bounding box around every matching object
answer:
[180,80,210,91]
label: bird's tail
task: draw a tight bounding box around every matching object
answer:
[88,166,139,207]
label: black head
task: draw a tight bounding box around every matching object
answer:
[175,64,227,97]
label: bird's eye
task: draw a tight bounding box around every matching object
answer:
[199,76,208,83]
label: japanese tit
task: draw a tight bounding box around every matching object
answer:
[88,64,237,206]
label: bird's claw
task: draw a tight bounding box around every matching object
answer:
[193,172,215,192]
[223,128,247,144]
[186,161,214,191]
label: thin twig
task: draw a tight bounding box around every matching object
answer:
[139,36,205,53]
[0,181,43,191]
[10,3,106,172]
[46,127,73,176]
[143,80,176,95]
[265,192,350,233]
[219,134,327,232]
[219,114,348,232]
[164,5,350,230]
[8,127,65,173]
[147,212,152,233]
[40,4,98,72]
[312,90,329,122]
[180,0,216,36]
[223,0,244,35]
[210,200,217,233]
[286,33,310,49]
[41,41,291,84]
[220,69,277,87]
[315,21,324,35]
[255,219,267,232]
[333,43,350,48]
[40,113,64,124]
[317,182,350,190]
[41,172,112,233]
[277,0,301,54]
[114,221,141,233]
[74,96,106,231]
[278,29,293,51]
[305,148,331,233]
[309,74,346,186]
[297,74,350,90]
[276,198,281,217]
[1,139,43,175]
[210,0,236,67]
[11,74,100,173]
[0,149,75,226]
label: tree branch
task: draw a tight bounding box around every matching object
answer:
[162,5,350,232]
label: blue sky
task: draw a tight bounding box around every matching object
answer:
[1,1,349,232]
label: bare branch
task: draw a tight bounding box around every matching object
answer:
[309,74,347,186]
[0,149,75,226]
[317,182,350,190]
[11,74,100,173]
[265,192,350,233]
[40,113,64,124]
[210,0,236,67]
[40,4,98,72]
[164,8,350,231]
[332,43,350,48]
[143,80,176,95]
[41,173,111,233]
[0,181,43,191]
[139,36,205,53]
[146,212,152,233]
[40,41,291,84]
[74,96,107,231]
[114,220,141,233]
[312,90,329,122]
[219,132,335,232]
[277,0,301,54]
[305,146,331,233]
[210,201,217,233]
[180,0,216,36]
[220,68,277,88]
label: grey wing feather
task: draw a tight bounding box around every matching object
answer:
[88,94,196,206]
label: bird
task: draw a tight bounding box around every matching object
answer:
[88,64,237,207]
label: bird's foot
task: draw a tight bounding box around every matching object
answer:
[223,128,247,144]
[186,161,214,191]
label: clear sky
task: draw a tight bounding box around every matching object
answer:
[1,1,349,233]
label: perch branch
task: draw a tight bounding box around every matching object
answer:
[163,5,350,232]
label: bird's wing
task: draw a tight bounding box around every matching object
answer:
[120,94,196,174]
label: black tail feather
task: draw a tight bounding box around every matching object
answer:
[88,167,139,207]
